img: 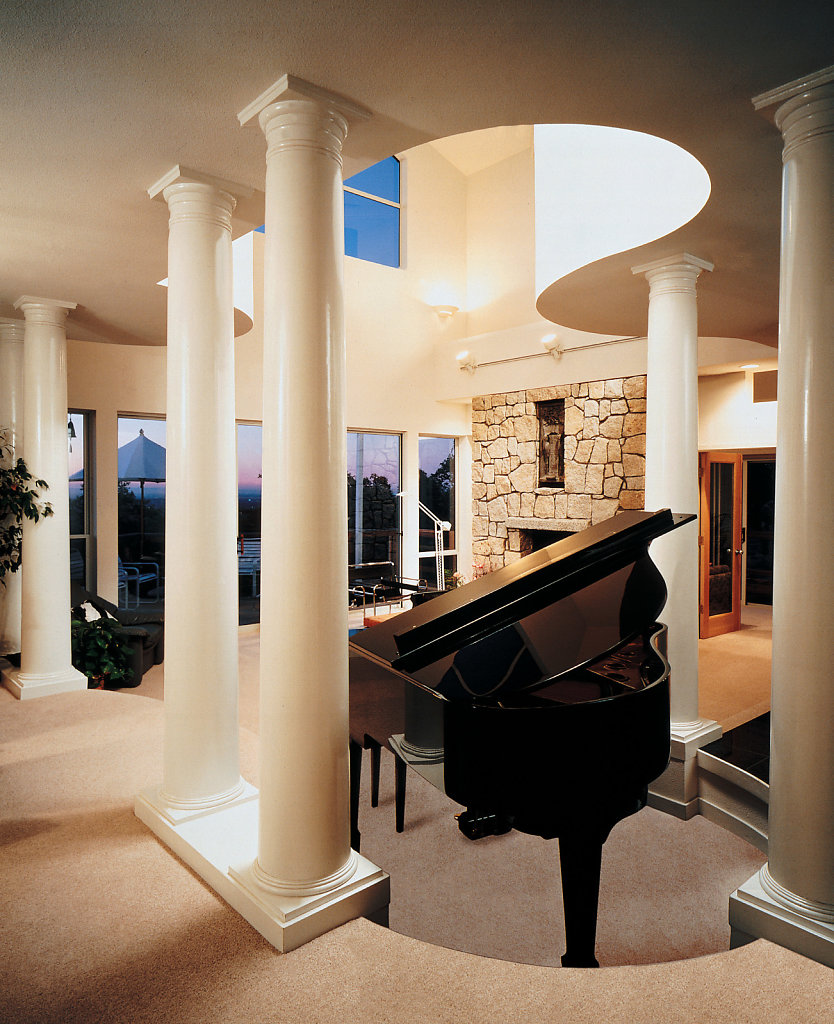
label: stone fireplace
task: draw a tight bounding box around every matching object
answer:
[472,376,647,572]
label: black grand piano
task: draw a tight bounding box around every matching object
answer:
[348,508,694,968]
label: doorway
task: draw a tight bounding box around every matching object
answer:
[699,451,743,637]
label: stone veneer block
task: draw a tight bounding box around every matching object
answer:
[510,463,537,492]
[623,376,645,400]
[585,464,604,494]
[623,413,646,436]
[600,415,624,439]
[620,489,645,510]
[623,453,646,476]
[567,493,592,519]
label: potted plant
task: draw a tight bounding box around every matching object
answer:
[70,616,132,689]
[0,427,53,584]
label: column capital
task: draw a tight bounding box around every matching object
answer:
[631,253,713,296]
[237,73,371,129]
[148,165,253,205]
[13,296,76,328]
[753,64,834,161]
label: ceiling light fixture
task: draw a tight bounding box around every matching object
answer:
[435,304,459,319]
[740,363,760,370]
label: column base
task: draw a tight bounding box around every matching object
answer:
[730,867,834,969]
[2,661,87,700]
[648,717,722,819]
[135,782,390,954]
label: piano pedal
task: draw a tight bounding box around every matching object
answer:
[455,809,513,840]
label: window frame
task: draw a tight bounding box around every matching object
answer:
[344,156,402,269]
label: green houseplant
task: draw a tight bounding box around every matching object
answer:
[0,427,54,584]
[71,616,132,689]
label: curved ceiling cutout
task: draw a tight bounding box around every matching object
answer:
[534,124,711,304]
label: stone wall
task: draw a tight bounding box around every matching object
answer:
[471,376,647,571]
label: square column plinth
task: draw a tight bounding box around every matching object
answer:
[135,785,389,952]
[2,660,87,700]
[730,870,834,970]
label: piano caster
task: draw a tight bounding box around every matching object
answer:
[455,809,513,841]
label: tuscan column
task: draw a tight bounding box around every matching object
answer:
[730,65,834,968]
[0,318,25,658]
[631,254,720,817]
[228,75,388,950]
[2,298,86,699]
[144,170,250,813]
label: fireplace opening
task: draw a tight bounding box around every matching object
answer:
[520,528,575,555]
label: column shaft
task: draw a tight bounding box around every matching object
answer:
[160,181,243,807]
[730,66,834,968]
[637,256,710,727]
[256,97,353,888]
[4,298,86,698]
[0,319,25,657]
[766,72,834,910]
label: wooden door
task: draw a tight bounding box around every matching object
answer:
[699,451,743,638]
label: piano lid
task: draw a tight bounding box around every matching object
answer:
[350,509,695,680]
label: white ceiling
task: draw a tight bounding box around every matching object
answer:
[2,1,832,347]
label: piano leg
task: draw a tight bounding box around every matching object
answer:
[558,832,603,968]
[349,737,362,852]
[395,751,407,833]
[366,736,381,807]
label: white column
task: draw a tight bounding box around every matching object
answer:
[137,82,388,955]
[632,254,720,817]
[2,298,86,699]
[155,171,250,808]
[227,75,388,950]
[135,170,266,929]
[731,65,834,969]
[0,318,25,658]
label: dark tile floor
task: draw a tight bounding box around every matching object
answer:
[703,712,771,782]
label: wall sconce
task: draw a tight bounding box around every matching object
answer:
[541,334,564,360]
[457,350,477,374]
[435,304,459,320]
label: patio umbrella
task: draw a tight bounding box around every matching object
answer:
[116,429,166,558]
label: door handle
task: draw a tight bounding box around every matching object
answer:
[734,549,743,555]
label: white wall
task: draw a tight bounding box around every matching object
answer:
[698,371,777,451]
[466,143,537,336]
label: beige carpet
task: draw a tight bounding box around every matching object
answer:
[699,604,772,731]
[2,684,832,1024]
[4,618,832,1023]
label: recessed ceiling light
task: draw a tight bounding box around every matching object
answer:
[740,363,759,370]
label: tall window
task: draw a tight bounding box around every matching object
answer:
[117,416,166,566]
[347,432,401,568]
[68,410,94,588]
[419,436,457,585]
[237,423,262,541]
[344,156,401,268]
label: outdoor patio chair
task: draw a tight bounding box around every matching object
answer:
[118,557,160,608]
[238,537,261,597]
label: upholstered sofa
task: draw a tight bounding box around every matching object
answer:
[71,582,164,688]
